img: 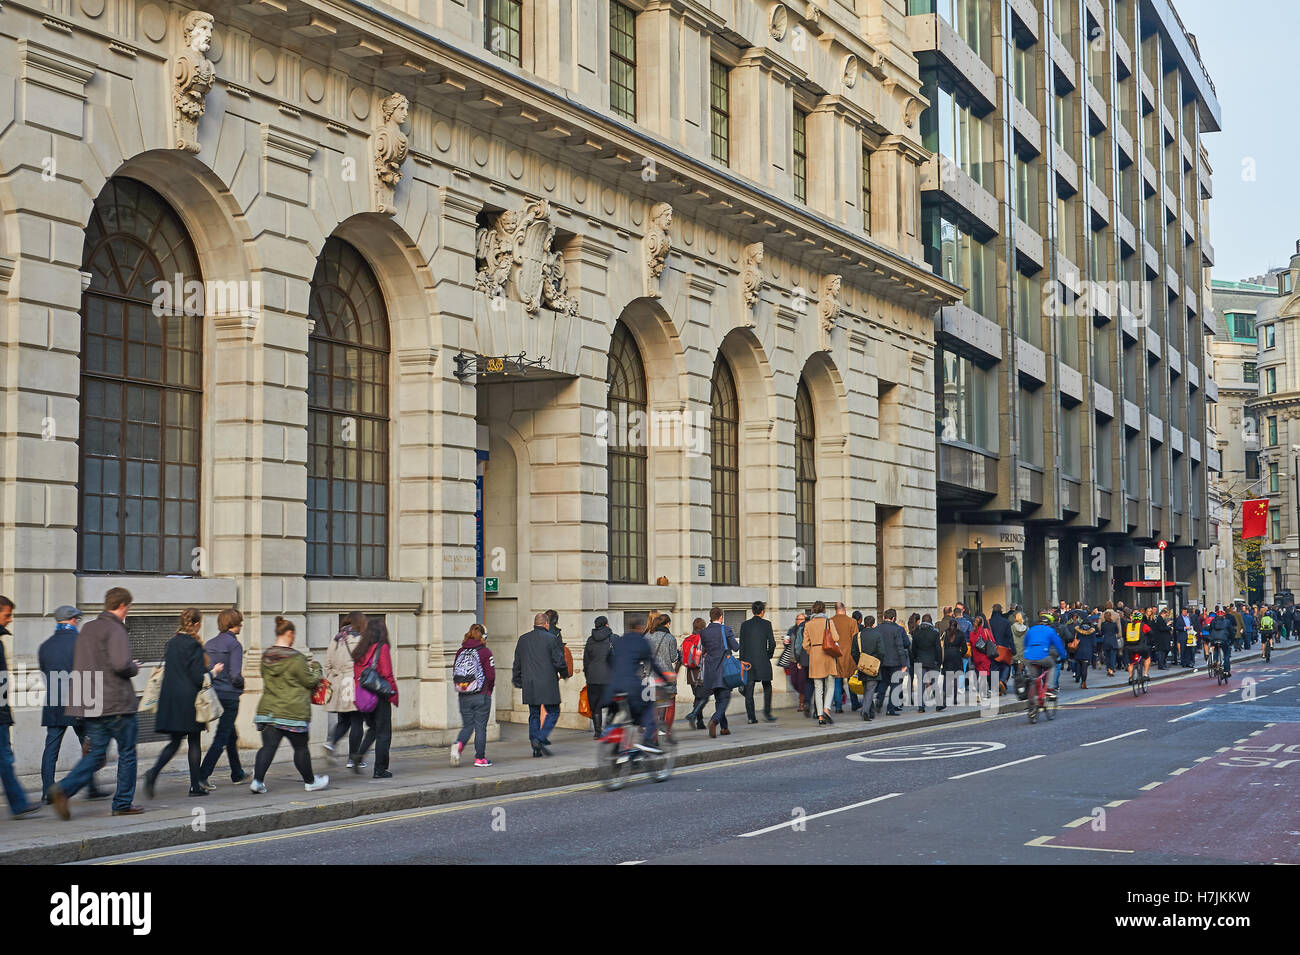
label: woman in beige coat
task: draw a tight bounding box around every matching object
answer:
[323,611,366,767]
[801,601,838,726]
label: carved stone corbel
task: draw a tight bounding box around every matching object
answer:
[819,274,842,331]
[742,242,764,309]
[172,11,215,153]
[644,201,673,298]
[372,92,410,215]
[474,199,578,316]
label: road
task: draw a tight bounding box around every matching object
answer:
[92,649,1300,865]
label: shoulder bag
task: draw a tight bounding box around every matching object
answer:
[140,663,165,713]
[359,645,396,700]
[720,632,745,689]
[195,674,223,724]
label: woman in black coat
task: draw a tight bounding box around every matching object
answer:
[146,608,223,798]
[1099,611,1120,676]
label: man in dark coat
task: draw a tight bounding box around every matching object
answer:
[0,595,41,818]
[910,614,944,712]
[739,601,777,724]
[38,606,105,803]
[513,612,566,756]
[851,615,882,720]
[875,609,911,716]
[699,608,739,737]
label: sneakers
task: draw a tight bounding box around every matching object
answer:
[634,742,664,755]
[450,741,463,767]
[322,740,335,755]
[346,758,367,772]
[304,775,329,792]
[473,758,493,767]
[12,804,42,819]
[250,779,268,794]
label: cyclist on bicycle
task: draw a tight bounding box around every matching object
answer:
[1123,611,1152,683]
[603,618,673,754]
[1022,613,1067,701]
[1260,610,1276,658]
[1206,607,1235,678]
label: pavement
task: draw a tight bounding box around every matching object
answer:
[1,640,1288,864]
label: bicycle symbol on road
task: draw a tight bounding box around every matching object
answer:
[847,741,1006,762]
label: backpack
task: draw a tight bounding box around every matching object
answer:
[681,632,703,669]
[1124,621,1144,645]
[1261,615,1275,631]
[452,646,485,694]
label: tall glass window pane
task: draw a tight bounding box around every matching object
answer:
[711,357,739,586]
[609,1,637,120]
[79,178,202,574]
[607,323,647,583]
[795,378,816,588]
[485,0,523,65]
[862,142,872,234]
[710,60,730,166]
[793,107,808,203]
[307,238,390,579]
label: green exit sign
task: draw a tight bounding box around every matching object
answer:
[484,577,498,594]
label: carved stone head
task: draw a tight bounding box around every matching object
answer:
[381,92,409,127]
[182,11,214,56]
[650,201,673,229]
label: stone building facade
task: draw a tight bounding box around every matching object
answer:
[0,0,960,757]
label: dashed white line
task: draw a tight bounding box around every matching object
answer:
[1081,729,1148,746]
[738,792,902,838]
[948,755,1045,779]
[1169,708,1209,723]
[1169,767,1191,776]
[1140,781,1164,790]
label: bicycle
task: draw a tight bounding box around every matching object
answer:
[1206,644,1228,685]
[1127,653,1149,696]
[596,687,677,791]
[1263,635,1273,663]
[1025,666,1057,724]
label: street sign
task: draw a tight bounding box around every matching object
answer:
[1143,548,1161,564]
[1143,565,1162,581]
[1158,539,1167,550]
[1216,558,1227,569]
[484,577,498,594]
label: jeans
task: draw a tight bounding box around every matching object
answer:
[710,688,732,729]
[329,711,365,757]
[41,724,103,800]
[1076,660,1090,685]
[456,693,491,759]
[528,703,560,746]
[1219,642,1232,673]
[996,661,1012,691]
[1180,644,1195,667]
[812,676,833,716]
[149,732,201,792]
[199,696,244,781]
[0,725,33,815]
[358,698,392,774]
[58,714,138,812]
[831,676,859,710]
[875,665,900,712]
[743,677,772,720]
[254,726,313,784]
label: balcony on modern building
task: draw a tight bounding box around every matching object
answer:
[938,441,998,506]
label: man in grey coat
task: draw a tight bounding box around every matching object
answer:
[513,612,567,757]
[875,609,911,716]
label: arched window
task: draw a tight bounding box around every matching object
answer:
[711,356,739,585]
[795,377,816,587]
[607,322,647,583]
[307,238,390,578]
[79,178,202,574]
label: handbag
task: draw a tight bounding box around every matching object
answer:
[777,643,796,669]
[820,624,842,659]
[195,674,223,724]
[995,645,1015,664]
[856,652,881,678]
[312,678,332,706]
[720,634,744,689]
[562,645,574,680]
[358,645,396,700]
[847,673,865,695]
[140,663,165,713]
[578,685,592,719]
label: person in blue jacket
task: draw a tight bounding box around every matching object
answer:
[602,617,673,753]
[1022,613,1067,698]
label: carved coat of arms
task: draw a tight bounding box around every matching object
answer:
[476,199,578,316]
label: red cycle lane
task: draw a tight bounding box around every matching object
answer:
[1078,663,1298,710]
[1045,722,1300,863]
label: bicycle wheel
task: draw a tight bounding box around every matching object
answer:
[1044,689,1058,720]
[649,733,677,783]
[596,735,633,792]
[1130,671,1141,697]
[1140,672,1149,695]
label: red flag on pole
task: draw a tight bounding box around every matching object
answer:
[1241,498,1270,539]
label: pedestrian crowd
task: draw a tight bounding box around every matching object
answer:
[1,588,1290,821]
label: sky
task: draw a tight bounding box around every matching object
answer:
[1175,0,1300,283]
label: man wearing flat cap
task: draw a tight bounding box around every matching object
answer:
[38,606,105,803]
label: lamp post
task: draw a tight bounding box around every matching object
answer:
[975,537,983,616]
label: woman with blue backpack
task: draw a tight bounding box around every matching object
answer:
[450,624,495,768]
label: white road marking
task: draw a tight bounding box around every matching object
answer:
[1169,708,1209,723]
[1081,729,1148,746]
[618,860,646,865]
[1064,816,1093,828]
[1274,687,1296,694]
[738,792,902,838]
[1140,781,1163,790]
[1025,836,1133,854]
[948,755,1045,779]
[1169,767,1191,776]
